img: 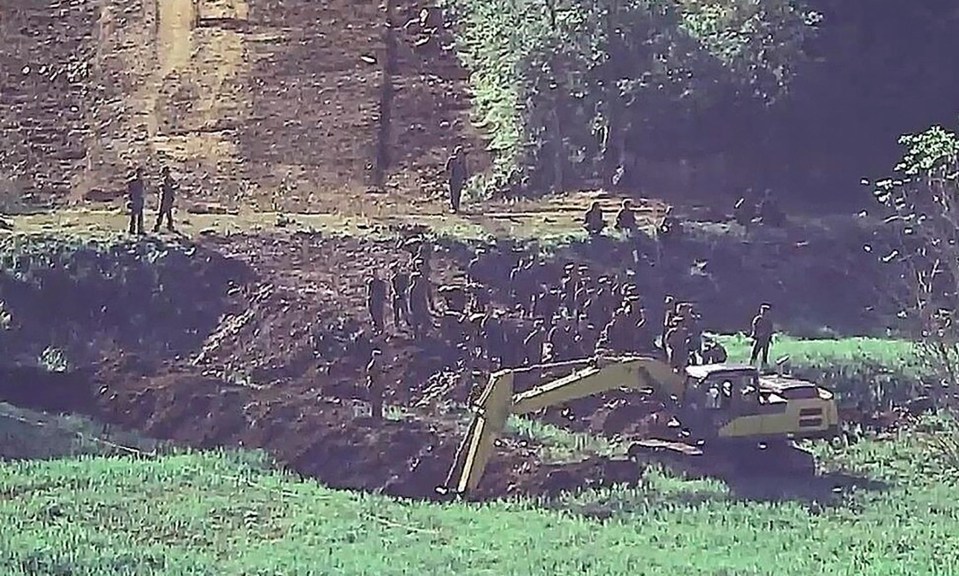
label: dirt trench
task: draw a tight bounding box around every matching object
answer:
[0,233,650,499]
[0,223,904,500]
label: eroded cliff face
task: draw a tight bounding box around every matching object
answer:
[1,0,485,211]
[0,0,100,207]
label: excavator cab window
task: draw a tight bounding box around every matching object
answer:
[698,371,760,414]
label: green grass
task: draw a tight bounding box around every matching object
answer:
[2,342,958,575]
[715,334,928,411]
[717,334,921,376]
[506,416,620,462]
[3,420,959,576]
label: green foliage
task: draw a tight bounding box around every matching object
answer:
[449,0,817,195]
[37,346,69,373]
[717,334,927,413]
[506,416,619,462]
[869,123,959,398]
[891,125,959,176]
[0,301,11,331]
[914,411,959,474]
[3,432,959,575]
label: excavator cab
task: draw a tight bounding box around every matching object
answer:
[683,364,840,441]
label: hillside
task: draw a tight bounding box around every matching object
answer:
[0,0,486,211]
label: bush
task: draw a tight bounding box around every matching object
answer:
[448,0,818,196]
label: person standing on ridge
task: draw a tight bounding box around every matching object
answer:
[153,165,177,233]
[749,304,774,368]
[126,166,146,236]
[445,145,468,213]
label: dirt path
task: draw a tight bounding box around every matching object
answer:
[14,191,668,246]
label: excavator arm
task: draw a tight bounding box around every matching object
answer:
[439,355,684,497]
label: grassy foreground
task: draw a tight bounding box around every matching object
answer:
[0,336,951,575]
[717,334,928,410]
[718,334,920,375]
[3,420,959,576]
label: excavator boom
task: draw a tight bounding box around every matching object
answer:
[440,356,683,496]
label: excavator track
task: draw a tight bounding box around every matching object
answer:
[626,437,817,479]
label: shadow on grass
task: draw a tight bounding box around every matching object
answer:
[722,469,889,506]
[555,467,891,521]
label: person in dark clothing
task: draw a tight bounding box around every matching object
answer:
[390,267,410,330]
[367,274,388,333]
[408,272,434,338]
[366,349,385,419]
[614,198,638,235]
[445,145,468,213]
[702,338,728,364]
[127,167,146,235]
[660,295,676,352]
[560,263,577,318]
[153,165,177,232]
[583,201,605,237]
[749,304,774,368]
[665,317,689,372]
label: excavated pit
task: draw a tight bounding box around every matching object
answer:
[0,225,902,500]
[0,234,652,500]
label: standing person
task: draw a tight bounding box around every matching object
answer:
[583,201,605,237]
[560,263,577,318]
[686,308,704,365]
[366,349,384,419]
[614,198,638,235]
[367,273,388,334]
[445,145,468,213]
[127,166,146,235]
[389,265,410,331]
[749,304,774,368]
[522,319,546,386]
[665,317,689,372]
[660,295,676,353]
[408,272,433,338]
[481,309,506,367]
[153,165,177,232]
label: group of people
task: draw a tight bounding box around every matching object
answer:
[125,165,178,235]
[361,238,777,417]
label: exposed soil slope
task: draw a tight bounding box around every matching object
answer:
[1,0,486,212]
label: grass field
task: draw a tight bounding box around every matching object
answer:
[0,336,951,575]
[716,334,930,411]
[718,334,921,376]
[2,418,959,576]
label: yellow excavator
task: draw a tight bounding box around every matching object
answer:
[439,355,840,497]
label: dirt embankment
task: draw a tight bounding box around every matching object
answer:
[1,0,486,213]
[0,219,902,499]
[0,0,99,205]
[0,233,647,499]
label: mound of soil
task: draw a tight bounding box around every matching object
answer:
[0,219,902,501]
[0,358,643,499]
[0,236,249,365]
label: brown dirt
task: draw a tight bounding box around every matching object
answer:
[0,230,654,499]
[0,0,484,214]
[0,211,902,500]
